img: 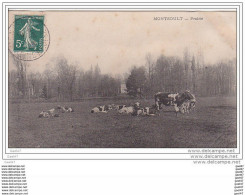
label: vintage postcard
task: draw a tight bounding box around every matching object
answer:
[4,4,241,163]
[1,3,244,195]
[7,10,237,150]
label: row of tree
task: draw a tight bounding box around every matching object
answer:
[126,50,236,97]
[9,49,236,101]
[9,56,121,101]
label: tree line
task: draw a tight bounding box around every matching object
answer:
[126,50,236,98]
[9,56,121,101]
[9,49,236,102]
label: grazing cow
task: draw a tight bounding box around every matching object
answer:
[91,105,112,113]
[168,93,179,103]
[155,90,196,116]
[154,92,179,110]
[155,91,195,109]
[188,94,196,111]
[179,100,191,114]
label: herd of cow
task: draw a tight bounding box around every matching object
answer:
[38,90,196,118]
[91,90,196,116]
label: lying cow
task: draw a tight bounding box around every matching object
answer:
[133,108,145,116]
[39,110,59,118]
[143,105,159,116]
[91,105,112,113]
[56,106,74,113]
[113,104,126,110]
[118,102,140,115]
[133,105,159,116]
[131,102,158,116]
[131,102,142,116]
[118,106,134,114]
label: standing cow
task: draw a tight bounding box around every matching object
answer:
[154,90,196,116]
[154,92,179,110]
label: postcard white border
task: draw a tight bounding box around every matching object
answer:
[2,2,243,160]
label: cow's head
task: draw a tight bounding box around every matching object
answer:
[182,90,195,100]
[118,105,126,110]
[39,111,44,118]
[98,106,103,111]
[68,107,74,112]
[134,102,140,108]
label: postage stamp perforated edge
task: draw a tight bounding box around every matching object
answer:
[13,15,44,53]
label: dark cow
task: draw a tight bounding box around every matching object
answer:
[154,92,179,110]
[154,90,196,115]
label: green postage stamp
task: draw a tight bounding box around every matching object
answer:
[14,15,44,52]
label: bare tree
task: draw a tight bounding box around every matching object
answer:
[10,53,28,98]
[56,57,77,101]
[191,55,196,93]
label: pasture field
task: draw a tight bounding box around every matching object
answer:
[8,97,237,148]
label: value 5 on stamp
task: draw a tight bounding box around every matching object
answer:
[9,14,49,61]
[14,15,44,52]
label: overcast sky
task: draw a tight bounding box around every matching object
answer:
[9,11,236,75]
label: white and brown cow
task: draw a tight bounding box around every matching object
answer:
[155,90,196,116]
[154,92,179,110]
[179,100,191,114]
[118,106,134,114]
[39,109,59,118]
[131,102,142,116]
[56,106,74,113]
[114,105,126,110]
[143,105,159,116]
[117,102,141,115]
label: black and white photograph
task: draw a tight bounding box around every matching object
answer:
[1,2,244,195]
[8,10,237,149]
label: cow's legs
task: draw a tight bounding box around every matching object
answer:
[155,100,160,110]
[174,104,179,117]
